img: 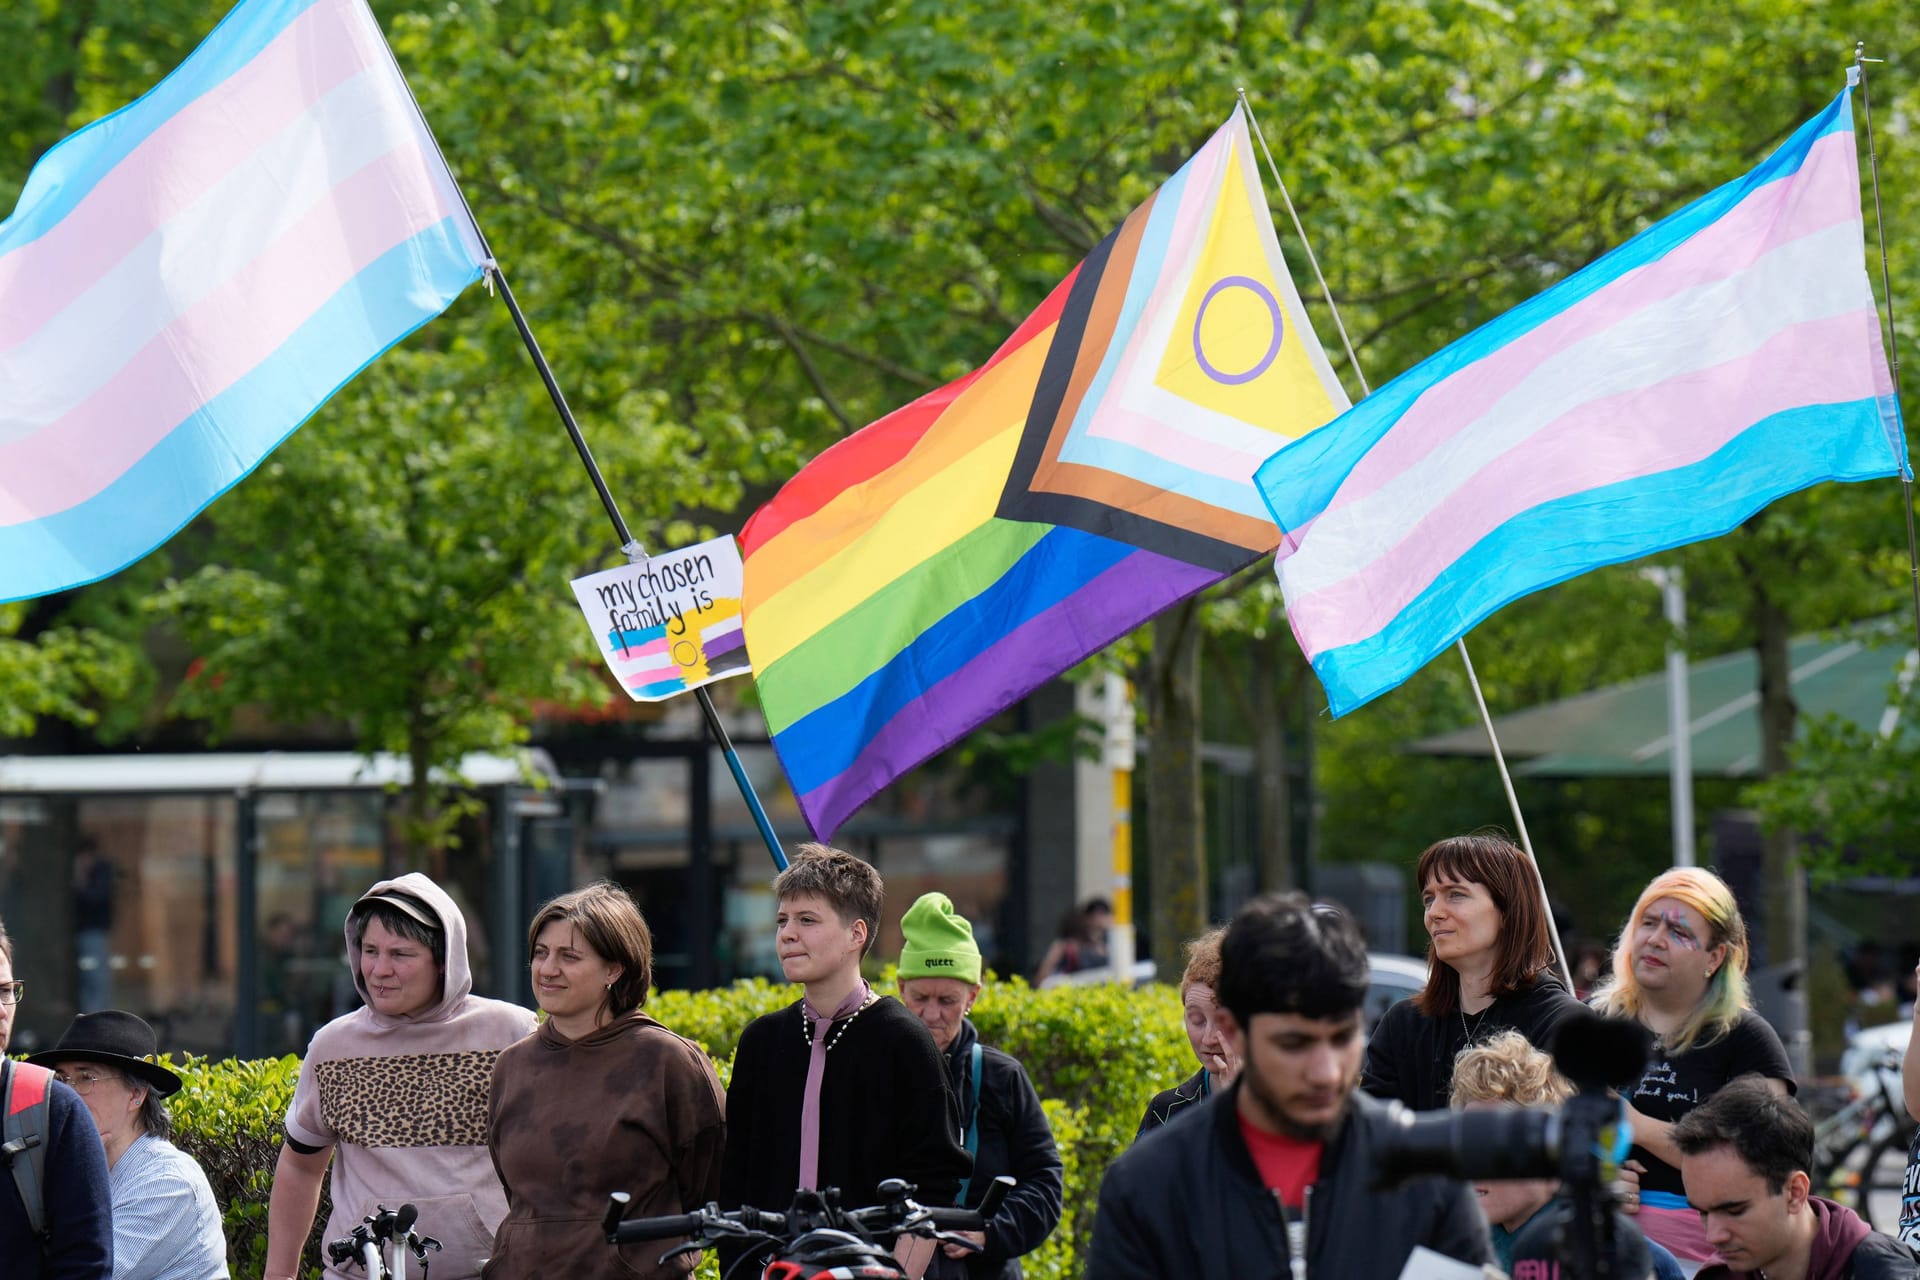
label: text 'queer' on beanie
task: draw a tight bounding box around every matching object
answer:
[898,892,983,985]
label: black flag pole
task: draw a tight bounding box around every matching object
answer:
[362,5,788,871]
[489,267,788,872]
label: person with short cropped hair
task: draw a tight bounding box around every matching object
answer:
[721,846,969,1278]
[1450,1031,1682,1280]
[1676,1076,1918,1279]
[1136,926,1238,1138]
[485,882,724,1280]
[1088,893,1492,1279]
[264,874,537,1280]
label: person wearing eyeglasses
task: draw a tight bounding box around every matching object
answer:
[0,916,115,1280]
[28,1011,227,1280]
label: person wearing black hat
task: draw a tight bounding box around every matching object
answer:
[31,1011,226,1280]
[0,915,114,1280]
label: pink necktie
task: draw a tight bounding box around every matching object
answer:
[797,981,869,1191]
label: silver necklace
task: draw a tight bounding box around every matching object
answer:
[1459,1000,1493,1044]
[801,991,877,1052]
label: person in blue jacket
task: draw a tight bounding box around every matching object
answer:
[0,915,115,1280]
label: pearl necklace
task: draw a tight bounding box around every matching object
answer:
[801,991,878,1052]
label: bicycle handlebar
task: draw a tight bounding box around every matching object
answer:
[603,1176,1014,1249]
[325,1202,442,1276]
[611,1212,705,1243]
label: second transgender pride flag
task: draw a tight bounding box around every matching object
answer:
[0,0,489,602]
[1254,88,1907,716]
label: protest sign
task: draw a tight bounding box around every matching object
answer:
[570,535,750,701]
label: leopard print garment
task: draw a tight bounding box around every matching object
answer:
[313,1050,502,1148]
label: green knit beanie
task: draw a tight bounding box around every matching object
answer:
[898,892,982,984]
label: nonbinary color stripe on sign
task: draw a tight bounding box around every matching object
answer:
[1253,88,1907,717]
[0,0,488,602]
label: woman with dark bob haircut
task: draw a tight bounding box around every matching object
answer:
[484,882,725,1279]
[1361,833,1584,1111]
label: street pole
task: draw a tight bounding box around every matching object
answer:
[1644,567,1696,867]
[1103,672,1137,976]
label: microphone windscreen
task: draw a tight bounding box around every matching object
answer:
[1551,1010,1652,1092]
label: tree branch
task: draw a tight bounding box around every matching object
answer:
[754,315,943,391]
[762,313,853,432]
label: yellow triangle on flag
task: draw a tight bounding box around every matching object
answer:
[1154,145,1343,443]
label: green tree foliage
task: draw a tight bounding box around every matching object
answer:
[8,0,1915,923]
[0,602,145,739]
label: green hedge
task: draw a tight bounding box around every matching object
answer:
[166,1053,326,1279]
[167,974,1189,1278]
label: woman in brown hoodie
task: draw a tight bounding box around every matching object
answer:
[484,882,725,1279]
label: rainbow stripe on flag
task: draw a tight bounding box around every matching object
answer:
[0,0,489,603]
[1254,88,1908,717]
[742,108,1350,838]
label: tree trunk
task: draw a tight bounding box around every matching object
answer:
[1251,628,1293,894]
[1753,577,1811,1075]
[1147,601,1207,964]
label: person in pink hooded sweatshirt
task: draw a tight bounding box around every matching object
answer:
[263,874,537,1280]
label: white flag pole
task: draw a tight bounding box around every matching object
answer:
[1237,87,1574,993]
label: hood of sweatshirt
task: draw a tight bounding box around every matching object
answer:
[1807,1196,1874,1280]
[344,872,474,1026]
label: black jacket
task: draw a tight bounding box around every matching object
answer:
[1696,1197,1920,1279]
[0,1065,113,1280]
[925,1020,1064,1280]
[720,996,969,1269]
[1088,1081,1492,1279]
[1843,1232,1920,1279]
[1135,1067,1209,1140]
[1362,972,1585,1112]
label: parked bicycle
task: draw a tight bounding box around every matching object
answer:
[1812,1046,1913,1228]
[326,1202,442,1280]
[602,1175,1014,1280]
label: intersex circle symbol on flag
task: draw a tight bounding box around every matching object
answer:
[988,112,1350,574]
[1194,276,1284,385]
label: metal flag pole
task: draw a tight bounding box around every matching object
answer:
[1237,87,1574,991]
[363,9,788,871]
[488,269,787,871]
[1854,44,1920,659]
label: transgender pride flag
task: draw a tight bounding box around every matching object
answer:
[0,0,489,602]
[1254,87,1907,716]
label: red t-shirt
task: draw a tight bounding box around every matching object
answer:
[1237,1112,1323,1209]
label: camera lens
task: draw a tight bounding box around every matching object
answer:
[1373,1105,1562,1187]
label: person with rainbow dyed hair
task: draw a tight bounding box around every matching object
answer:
[1591,867,1795,1268]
